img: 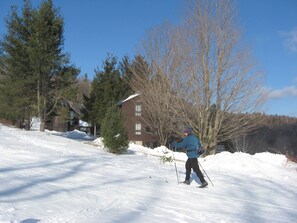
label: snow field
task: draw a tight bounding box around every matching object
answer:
[0,124,296,223]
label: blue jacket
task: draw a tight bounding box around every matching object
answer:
[172,134,201,158]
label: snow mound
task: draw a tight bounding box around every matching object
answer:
[128,143,187,161]
[30,117,41,130]
[93,137,104,147]
[205,151,297,181]
[65,130,95,140]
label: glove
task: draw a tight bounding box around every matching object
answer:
[197,147,205,155]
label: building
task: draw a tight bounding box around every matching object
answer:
[45,99,81,132]
[118,94,159,148]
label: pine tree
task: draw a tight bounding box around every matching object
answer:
[83,55,129,135]
[119,56,134,97]
[30,0,79,131]
[0,1,35,124]
[0,0,79,130]
[101,105,128,154]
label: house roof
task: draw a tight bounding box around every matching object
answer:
[118,93,140,105]
[60,98,82,116]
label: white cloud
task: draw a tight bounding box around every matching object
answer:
[263,85,297,100]
[280,27,297,52]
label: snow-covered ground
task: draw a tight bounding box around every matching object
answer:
[0,124,296,223]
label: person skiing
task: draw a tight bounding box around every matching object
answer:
[171,127,208,188]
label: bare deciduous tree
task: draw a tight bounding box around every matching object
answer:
[175,0,264,151]
[231,134,249,153]
[132,0,264,149]
[130,33,181,145]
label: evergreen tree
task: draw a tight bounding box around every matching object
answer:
[0,0,79,130]
[30,0,79,131]
[0,1,35,124]
[119,56,134,97]
[101,105,128,154]
[76,74,91,105]
[83,55,129,135]
[129,55,151,93]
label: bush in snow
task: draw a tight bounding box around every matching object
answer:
[160,155,173,163]
[101,105,128,154]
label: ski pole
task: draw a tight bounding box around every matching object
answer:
[170,144,180,183]
[198,160,214,186]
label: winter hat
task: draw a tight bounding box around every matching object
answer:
[183,127,193,134]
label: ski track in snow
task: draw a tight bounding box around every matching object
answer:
[0,124,297,223]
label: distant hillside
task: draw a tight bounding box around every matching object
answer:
[225,114,297,161]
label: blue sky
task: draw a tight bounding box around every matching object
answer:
[1,0,297,117]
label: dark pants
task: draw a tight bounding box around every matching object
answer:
[185,158,206,183]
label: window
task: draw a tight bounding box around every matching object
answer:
[135,104,141,116]
[135,123,141,135]
[70,110,75,120]
[69,111,75,125]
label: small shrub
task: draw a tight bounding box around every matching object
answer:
[160,155,173,163]
[101,106,128,154]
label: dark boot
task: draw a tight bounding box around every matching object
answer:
[199,181,208,188]
[182,180,190,185]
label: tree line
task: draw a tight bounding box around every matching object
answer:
[239,115,297,156]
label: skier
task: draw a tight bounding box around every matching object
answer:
[171,127,208,188]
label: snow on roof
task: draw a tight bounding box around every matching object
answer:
[79,120,90,127]
[118,93,140,105]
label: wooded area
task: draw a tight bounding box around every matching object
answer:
[240,115,297,155]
